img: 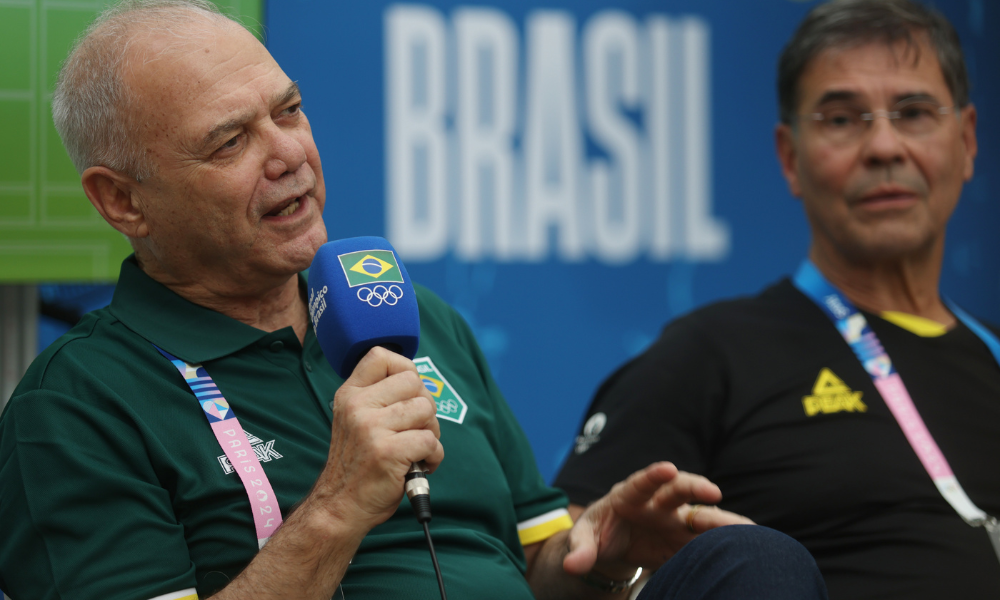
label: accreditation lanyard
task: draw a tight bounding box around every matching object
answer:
[793,260,1000,561]
[155,346,283,549]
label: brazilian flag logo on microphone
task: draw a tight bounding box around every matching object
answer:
[337,249,405,288]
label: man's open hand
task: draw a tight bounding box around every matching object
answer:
[563,462,753,577]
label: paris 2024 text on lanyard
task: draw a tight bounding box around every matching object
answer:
[793,260,1000,564]
[155,346,349,600]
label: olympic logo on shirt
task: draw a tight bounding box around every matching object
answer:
[357,284,404,307]
[437,398,460,414]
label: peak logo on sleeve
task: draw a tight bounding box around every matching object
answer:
[414,357,468,424]
[802,368,867,417]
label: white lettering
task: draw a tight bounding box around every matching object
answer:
[584,10,642,263]
[678,18,729,259]
[383,5,731,264]
[824,294,850,319]
[524,11,584,261]
[308,285,328,331]
[647,16,675,259]
[386,5,449,259]
[455,7,518,260]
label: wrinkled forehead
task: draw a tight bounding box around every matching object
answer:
[122,18,283,140]
[797,39,952,108]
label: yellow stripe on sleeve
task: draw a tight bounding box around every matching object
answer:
[147,590,198,600]
[517,507,574,546]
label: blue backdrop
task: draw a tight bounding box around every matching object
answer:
[266,0,999,482]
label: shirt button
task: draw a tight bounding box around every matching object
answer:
[304,361,313,372]
[269,341,284,352]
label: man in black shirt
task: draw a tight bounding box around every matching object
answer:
[0,2,831,600]
[556,1,999,598]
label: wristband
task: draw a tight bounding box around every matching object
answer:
[580,566,643,594]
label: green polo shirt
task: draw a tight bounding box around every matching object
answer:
[0,256,570,600]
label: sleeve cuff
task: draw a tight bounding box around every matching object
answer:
[517,507,574,546]
[148,589,198,600]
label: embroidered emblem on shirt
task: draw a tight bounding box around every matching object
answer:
[218,431,283,474]
[802,368,867,417]
[574,412,607,454]
[413,356,468,424]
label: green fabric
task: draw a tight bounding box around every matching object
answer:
[0,256,567,600]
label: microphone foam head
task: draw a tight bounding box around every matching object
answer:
[308,236,420,378]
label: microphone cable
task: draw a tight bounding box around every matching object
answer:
[421,521,447,600]
[405,463,448,600]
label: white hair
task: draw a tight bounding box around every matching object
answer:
[51,0,242,181]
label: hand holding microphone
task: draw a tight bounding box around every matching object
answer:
[310,237,449,599]
[308,237,439,524]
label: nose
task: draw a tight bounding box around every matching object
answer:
[860,113,906,168]
[263,124,308,180]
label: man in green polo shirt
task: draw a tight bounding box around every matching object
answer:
[0,1,827,599]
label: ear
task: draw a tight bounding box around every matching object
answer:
[775,123,803,198]
[960,103,978,181]
[81,166,149,239]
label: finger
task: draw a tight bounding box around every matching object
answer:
[355,370,430,409]
[685,505,754,534]
[562,512,600,575]
[608,462,680,510]
[347,347,418,388]
[390,429,445,472]
[647,471,722,512]
[380,394,441,437]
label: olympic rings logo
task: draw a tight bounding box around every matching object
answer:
[437,399,460,414]
[357,285,403,307]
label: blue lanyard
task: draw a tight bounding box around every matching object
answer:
[793,259,1000,562]
[793,260,1000,370]
[946,301,1000,365]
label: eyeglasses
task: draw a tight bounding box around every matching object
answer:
[801,99,956,145]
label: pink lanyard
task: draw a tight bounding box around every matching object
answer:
[156,346,282,549]
[793,261,1000,562]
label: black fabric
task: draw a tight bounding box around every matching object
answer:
[555,279,1000,600]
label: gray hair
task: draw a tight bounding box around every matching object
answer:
[778,0,969,124]
[51,0,234,181]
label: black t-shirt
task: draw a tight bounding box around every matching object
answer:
[555,280,1000,599]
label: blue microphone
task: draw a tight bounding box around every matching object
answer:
[308,236,420,378]
[308,236,433,524]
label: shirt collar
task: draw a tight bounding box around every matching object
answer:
[109,255,273,363]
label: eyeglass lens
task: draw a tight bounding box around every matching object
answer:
[807,100,952,144]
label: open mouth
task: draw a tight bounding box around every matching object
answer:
[266,196,304,218]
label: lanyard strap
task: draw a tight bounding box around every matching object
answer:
[792,260,997,529]
[948,301,1000,366]
[155,346,283,549]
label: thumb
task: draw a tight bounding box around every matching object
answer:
[562,515,599,576]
